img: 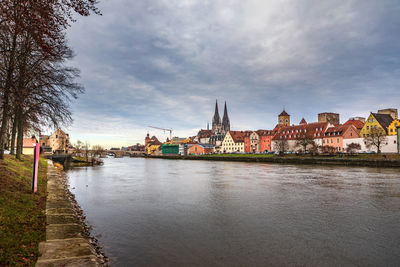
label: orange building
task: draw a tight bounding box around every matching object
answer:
[188,144,214,155]
[322,124,360,152]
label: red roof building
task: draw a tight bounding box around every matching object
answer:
[343,119,364,132]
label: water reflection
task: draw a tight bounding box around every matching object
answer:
[67,158,400,266]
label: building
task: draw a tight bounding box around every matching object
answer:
[349,117,366,123]
[272,121,331,152]
[398,126,400,153]
[39,128,70,154]
[244,131,259,153]
[188,144,214,155]
[162,143,179,154]
[318,112,340,125]
[196,129,212,144]
[209,100,230,150]
[378,108,398,120]
[360,113,394,137]
[258,130,275,152]
[322,124,360,152]
[387,119,400,136]
[221,131,246,153]
[145,134,162,155]
[343,136,398,153]
[278,110,290,126]
[344,119,364,133]
[20,138,37,155]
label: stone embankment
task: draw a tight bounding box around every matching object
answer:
[36,161,108,267]
[147,155,400,168]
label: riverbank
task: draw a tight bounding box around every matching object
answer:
[0,155,48,266]
[36,161,108,266]
[147,154,400,168]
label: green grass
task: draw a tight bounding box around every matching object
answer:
[0,155,48,266]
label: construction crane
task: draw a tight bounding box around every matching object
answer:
[148,126,173,140]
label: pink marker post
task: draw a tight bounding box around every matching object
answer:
[32,143,40,193]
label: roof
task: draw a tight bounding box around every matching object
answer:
[272,122,329,140]
[147,136,162,146]
[323,124,354,137]
[197,143,214,148]
[197,129,212,139]
[23,138,37,148]
[299,118,307,124]
[279,110,290,116]
[372,113,393,130]
[344,119,364,130]
[255,129,275,136]
[228,131,247,143]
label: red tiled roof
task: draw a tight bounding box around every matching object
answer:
[229,131,247,143]
[323,124,357,137]
[23,138,37,148]
[197,129,212,138]
[343,119,364,130]
[272,122,329,140]
[299,118,307,124]
[279,110,290,116]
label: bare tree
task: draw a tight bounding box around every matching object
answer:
[273,139,289,155]
[294,133,315,153]
[321,145,336,155]
[346,143,361,155]
[83,141,90,162]
[0,0,100,159]
[92,144,104,158]
[364,127,388,154]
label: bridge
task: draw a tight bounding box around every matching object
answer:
[101,150,146,158]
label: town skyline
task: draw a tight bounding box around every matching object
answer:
[63,0,400,147]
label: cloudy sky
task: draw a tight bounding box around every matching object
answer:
[61,0,400,148]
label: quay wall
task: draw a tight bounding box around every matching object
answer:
[145,155,400,168]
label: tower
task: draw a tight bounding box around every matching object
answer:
[222,101,230,133]
[278,110,290,126]
[212,100,222,134]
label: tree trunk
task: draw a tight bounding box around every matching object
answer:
[16,114,24,160]
[10,112,18,155]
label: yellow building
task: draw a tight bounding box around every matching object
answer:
[388,119,400,136]
[147,144,161,155]
[221,131,246,153]
[278,110,290,126]
[360,113,393,137]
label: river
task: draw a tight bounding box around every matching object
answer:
[67,157,400,266]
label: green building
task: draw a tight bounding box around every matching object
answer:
[397,126,400,153]
[162,144,179,155]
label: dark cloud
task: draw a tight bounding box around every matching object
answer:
[65,0,400,147]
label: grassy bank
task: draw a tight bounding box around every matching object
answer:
[0,155,48,266]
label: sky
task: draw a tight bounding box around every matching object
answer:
[59,0,400,148]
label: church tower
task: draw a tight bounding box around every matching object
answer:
[212,100,222,134]
[278,110,290,126]
[222,101,230,133]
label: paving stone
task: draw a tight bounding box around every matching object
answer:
[36,160,102,266]
[46,224,83,240]
[38,238,94,260]
[36,255,101,267]
[46,207,75,215]
[46,201,73,209]
[47,214,79,224]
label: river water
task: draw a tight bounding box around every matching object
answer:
[67,157,400,266]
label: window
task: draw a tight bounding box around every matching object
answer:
[350,133,352,136]
[337,138,339,143]
[56,135,58,138]
[367,126,369,130]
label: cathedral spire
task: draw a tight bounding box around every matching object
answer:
[212,99,221,126]
[222,101,230,132]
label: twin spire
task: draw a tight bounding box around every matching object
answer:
[212,99,230,133]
